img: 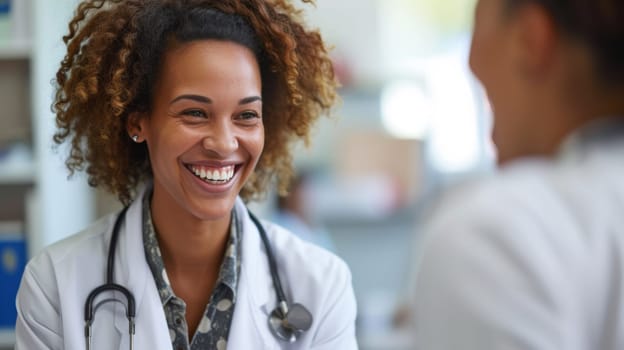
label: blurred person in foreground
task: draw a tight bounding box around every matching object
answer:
[413,0,624,349]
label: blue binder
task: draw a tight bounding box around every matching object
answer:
[0,0,9,14]
[0,233,26,328]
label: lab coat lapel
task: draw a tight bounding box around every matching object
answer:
[227,198,280,349]
[113,188,173,350]
[109,194,278,349]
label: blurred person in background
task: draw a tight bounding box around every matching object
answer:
[412,0,624,349]
[272,171,336,252]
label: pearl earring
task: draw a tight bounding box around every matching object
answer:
[132,135,139,142]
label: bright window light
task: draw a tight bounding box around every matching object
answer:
[381,81,431,140]
[426,48,480,173]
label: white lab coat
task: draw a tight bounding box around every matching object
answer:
[15,193,358,350]
[413,120,624,350]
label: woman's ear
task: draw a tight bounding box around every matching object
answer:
[127,111,147,143]
[510,2,558,79]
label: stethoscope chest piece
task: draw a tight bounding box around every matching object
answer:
[268,302,313,343]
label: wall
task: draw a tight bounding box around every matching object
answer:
[31,0,94,255]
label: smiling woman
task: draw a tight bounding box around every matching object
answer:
[54,0,336,205]
[14,1,357,350]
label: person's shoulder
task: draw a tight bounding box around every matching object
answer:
[413,159,594,350]
[427,163,535,221]
[421,158,577,258]
[416,159,571,297]
[431,157,570,219]
[438,152,624,228]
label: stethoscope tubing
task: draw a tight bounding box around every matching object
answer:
[106,206,130,284]
[84,205,301,348]
[248,211,288,306]
[84,206,135,350]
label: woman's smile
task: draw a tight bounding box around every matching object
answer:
[187,164,237,184]
[182,161,242,195]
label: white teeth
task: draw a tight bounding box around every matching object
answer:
[190,165,235,183]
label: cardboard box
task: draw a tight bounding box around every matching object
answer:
[336,130,425,203]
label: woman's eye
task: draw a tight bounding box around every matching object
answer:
[182,109,206,118]
[239,111,260,120]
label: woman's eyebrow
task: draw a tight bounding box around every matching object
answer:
[170,94,212,104]
[170,95,261,105]
[239,96,262,105]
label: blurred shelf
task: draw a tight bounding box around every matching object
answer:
[0,160,35,185]
[0,329,15,348]
[0,41,31,59]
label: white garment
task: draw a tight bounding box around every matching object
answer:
[413,121,624,350]
[15,193,358,350]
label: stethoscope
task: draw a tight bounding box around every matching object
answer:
[84,206,313,349]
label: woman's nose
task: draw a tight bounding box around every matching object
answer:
[201,122,238,156]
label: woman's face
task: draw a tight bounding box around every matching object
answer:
[139,40,264,222]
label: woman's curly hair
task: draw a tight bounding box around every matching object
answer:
[53,0,337,205]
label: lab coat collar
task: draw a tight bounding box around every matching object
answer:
[111,186,276,348]
[113,185,172,349]
[558,116,624,162]
[229,197,278,347]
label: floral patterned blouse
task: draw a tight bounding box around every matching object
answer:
[142,191,242,350]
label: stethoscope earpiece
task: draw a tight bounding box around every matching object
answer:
[268,302,313,343]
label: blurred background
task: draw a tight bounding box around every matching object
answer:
[0,0,494,348]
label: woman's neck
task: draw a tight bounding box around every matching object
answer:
[148,188,232,275]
